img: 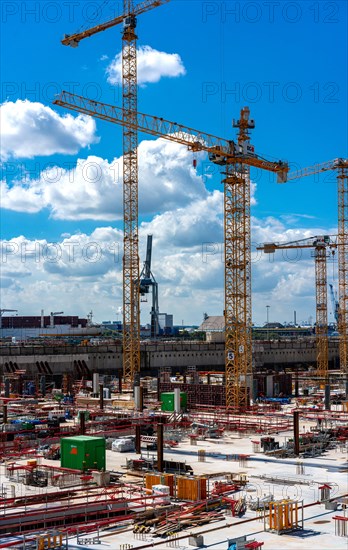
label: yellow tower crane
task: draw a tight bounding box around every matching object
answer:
[285,160,348,374]
[257,235,337,380]
[61,0,170,384]
[53,92,289,409]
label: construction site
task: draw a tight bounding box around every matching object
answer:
[1,1,348,549]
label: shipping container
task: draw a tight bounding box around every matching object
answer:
[160,392,187,412]
[60,435,105,471]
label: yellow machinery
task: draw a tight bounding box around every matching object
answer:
[257,235,337,380]
[61,0,170,384]
[53,92,289,409]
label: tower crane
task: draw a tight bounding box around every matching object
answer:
[257,235,337,380]
[139,235,159,338]
[61,0,170,384]
[0,309,18,329]
[53,91,289,409]
[286,159,348,373]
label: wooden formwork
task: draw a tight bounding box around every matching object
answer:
[145,473,175,496]
[176,476,207,501]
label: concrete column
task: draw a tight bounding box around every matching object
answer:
[99,383,104,410]
[174,387,181,414]
[252,378,258,402]
[135,425,141,454]
[345,379,348,399]
[3,405,7,424]
[118,372,122,394]
[157,377,160,402]
[157,422,164,473]
[92,373,99,394]
[294,378,299,398]
[134,386,143,412]
[4,379,10,398]
[324,384,331,411]
[80,411,86,435]
[293,410,300,456]
[40,375,46,397]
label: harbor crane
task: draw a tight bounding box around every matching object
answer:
[61,0,169,384]
[329,284,339,324]
[286,160,348,373]
[139,235,159,338]
[53,91,289,409]
[257,235,337,380]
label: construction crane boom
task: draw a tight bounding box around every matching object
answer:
[286,159,348,181]
[54,92,289,409]
[257,235,337,381]
[61,0,169,47]
[54,92,288,181]
[281,159,348,374]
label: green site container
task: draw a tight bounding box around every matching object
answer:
[161,392,187,412]
[60,435,105,471]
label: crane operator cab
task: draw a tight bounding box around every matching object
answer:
[124,15,137,30]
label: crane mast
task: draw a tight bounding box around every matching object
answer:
[54,92,288,409]
[225,107,255,408]
[257,236,337,380]
[122,2,140,382]
[338,166,348,374]
[60,0,168,384]
[287,159,348,374]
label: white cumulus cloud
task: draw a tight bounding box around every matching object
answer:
[1,138,207,220]
[106,45,186,86]
[0,100,99,161]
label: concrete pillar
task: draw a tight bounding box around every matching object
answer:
[3,405,7,424]
[118,372,122,394]
[80,411,86,435]
[207,374,211,385]
[40,375,46,397]
[92,373,99,394]
[134,386,143,412]
[294,378,299,398]
[324,384,331,411]
[252,378,258,402]
[266,375,274,397]
[135,424,141,454]
[99,383,104,410]
[4,379,10,398]
[345,379,348,399]
[293,411,300,456]
[157,377,160,402]
[157,422,164,473]
[174,387,181,414]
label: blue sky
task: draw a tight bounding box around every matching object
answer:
[0,0,347,326]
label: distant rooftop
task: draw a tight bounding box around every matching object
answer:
[199,316,225,332]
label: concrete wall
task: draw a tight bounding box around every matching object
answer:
[0,338,340,378]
